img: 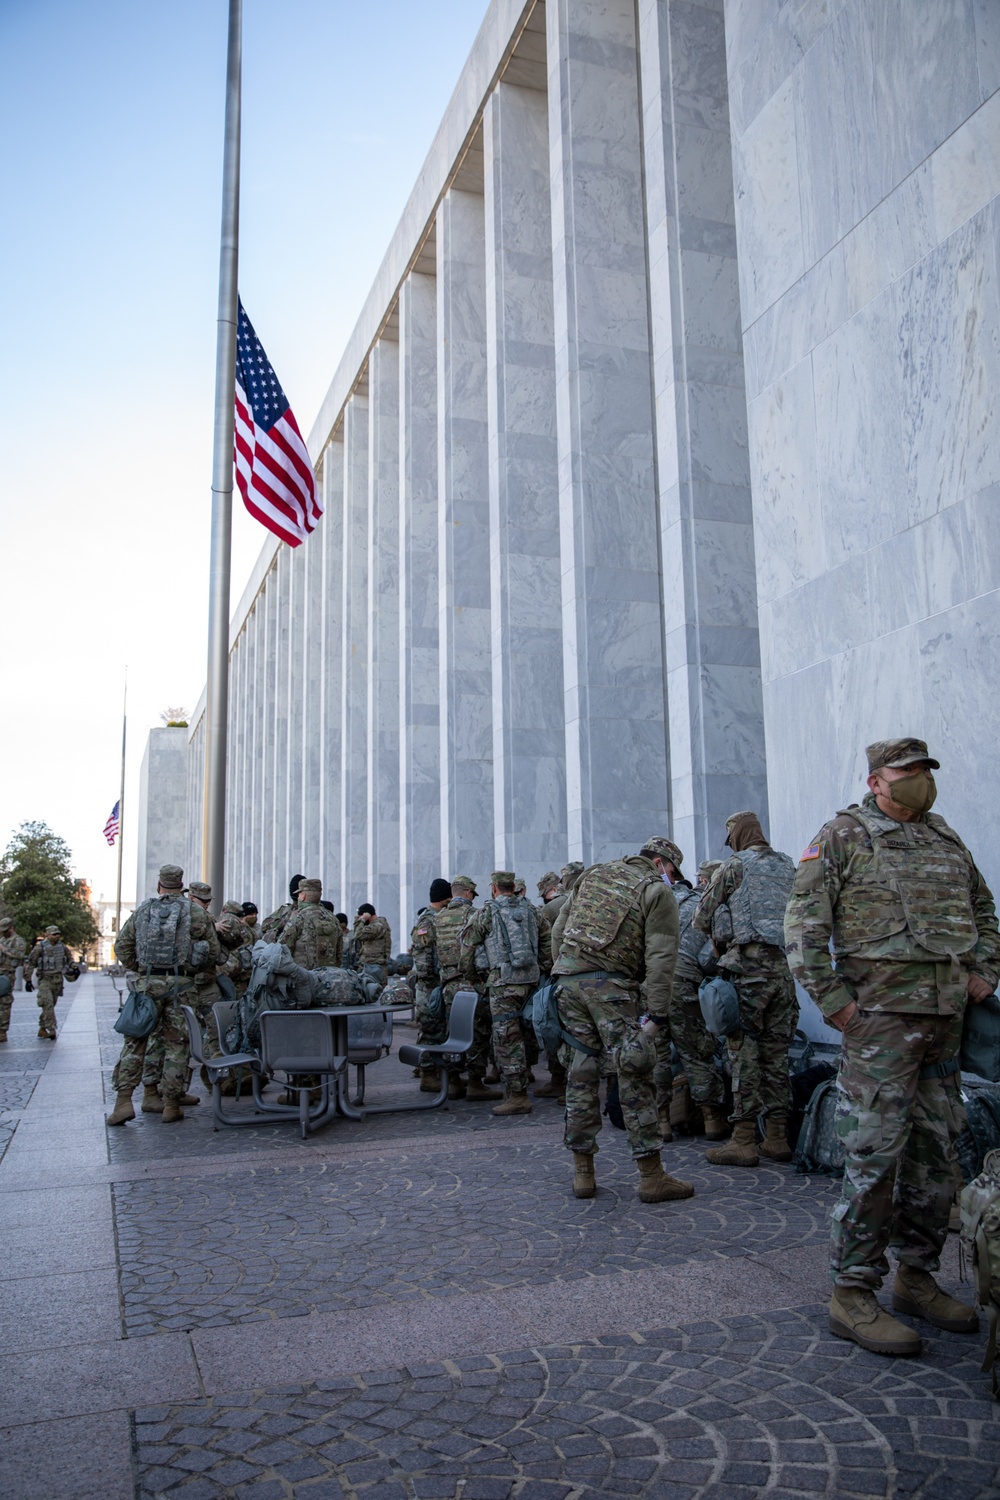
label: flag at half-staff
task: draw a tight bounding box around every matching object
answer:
[234,298,322,547]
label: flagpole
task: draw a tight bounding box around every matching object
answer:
[204,0,242,897]
[114,671,127,954]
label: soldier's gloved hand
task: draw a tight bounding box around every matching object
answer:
[968,974,995,1005]
[24,980,33,992]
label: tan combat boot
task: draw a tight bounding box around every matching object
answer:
[179,1091,201,1106]
[758,1114,793,1162]
[636,1152,696,1203]
[465,1078,503,1102]
[447,1075,467,1100]
[701,1103,730,1142]
[657,1105,674,1144]
[829,1286,922,1355]
[420,1068,442,1093]
[892,1266,979,1333]
[492,1092,532,1117]
[534,1061,567,1099]
[106,1090,135,1126]
[705,1119,758,1166]
[161,1098,184,1123]
[141,1086,164,1114]
[573,1152,596,1199]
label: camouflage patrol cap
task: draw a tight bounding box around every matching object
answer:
[698,860,722,880]
[724,811,758,832]
[0,915,13,928]
[45,925,61,935]
[514,878,526,896]
[450,874,478,893]
[222,901,244,917]
[298,878,322,894]
[188,881,212,900]
[866,737,940,773]
[561,861,585,884]
[639,836,683,867]
[491,870,516,888]
[158,864,184,890]
[537,870,561,895]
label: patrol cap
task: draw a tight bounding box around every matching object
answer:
[0,915,13,928]
[866,737,940,774]
[222,901,244,917]
[698,859,722,880]
[491,870,516,888]
[298,878,322,894]
[561,861,585,886]
[724,811,766,849]
[537,870,561,895]
[158,864,184,890]
[514,878,526,895]
[640,836,683,867]
[188,881,212,900]
[451,874,477,894]
[45,925,61,935]
[429,878,452,902]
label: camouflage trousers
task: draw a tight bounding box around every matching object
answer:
[139,979,220,1088]
[831,1008,966,1290]
[0,973,15,1032]
[113,983,191,1102]
[670,976,725,1106]
[414,979,439,1052]
[725,944,797,1123]
[559,976,660,1159]
[488,983,533,1094]
[652,1025,675,1112]
[35,975,63,1033]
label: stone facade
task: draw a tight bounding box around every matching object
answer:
[139,1,999,1033]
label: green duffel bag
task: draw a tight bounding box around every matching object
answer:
[113,988,159,1039]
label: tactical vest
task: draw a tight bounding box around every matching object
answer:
[832,805,979,961]
[556,857,660,977]
[433,902,469,977]
[674,884,705,967]
[36,941,66,974]
[728,848,796,947]
[410,916,439,981]
[0,936,25,973]
[355,918,391,965]
[261,903,292,942]
[134,896,196,971]
[483,897,540,984]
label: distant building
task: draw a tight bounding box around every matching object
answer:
[92,895,135,968]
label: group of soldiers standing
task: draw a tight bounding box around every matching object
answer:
[0,918,79,1041]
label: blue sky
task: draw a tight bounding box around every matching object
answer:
[0,0,487,902]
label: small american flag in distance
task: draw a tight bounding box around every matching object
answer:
[103,802,120,846]
[234,299,322,547]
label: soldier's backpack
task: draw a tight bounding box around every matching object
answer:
[793,1076,846,1175]
[530,979,600,1057]
[962,994,1000,1083]
[956,1086,1000,1183]
[485,897,540,984]
[698,975,741,1037]
[310,965,373,1008]
[960,1147,1000,1399]
[728,847,796,947]
[134,896,208,973]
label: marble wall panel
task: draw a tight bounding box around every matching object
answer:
[340,395,369,915]
[976,0,1000,100]
[437,188,495,881]
[246,600,261,903]
[320,442,344,905]
[301,507,324,880]
[271,550,290,904]
[367,338,401,937]
[261,564,279,912]
[399,272,441,934]
[285,544,306,883]
[484,79,566,883]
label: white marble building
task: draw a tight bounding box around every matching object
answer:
[142,0,1000,983]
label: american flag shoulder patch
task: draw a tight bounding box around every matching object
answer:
[800,844,821,861]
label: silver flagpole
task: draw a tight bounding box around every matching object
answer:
[114,670,127,952]
[203,0,242,896]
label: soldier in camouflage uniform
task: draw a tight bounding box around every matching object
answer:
[786,736,999,1357]
[0,916,26,1042]
[107,865,222,1125]
[698,860,721,888]
[694,812,798,1167]
[353,905,392,983]
[24,925,74,1038]
[261,875,305,942]
[654,842,729,1143]
[461,872,539,1117]
[410,880,451,1088]
[426,876,500,1102]
[535,871,570,1100]
[280,880,342,968]
[241,903,263,945]
[551,837,694,1203]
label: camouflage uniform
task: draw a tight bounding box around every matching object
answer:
[694,829,798,1124]
[24,933,72,1036]
[433,896,492,1082]
[410,908,442,1060]
[552,855,678,1159]
[660,880,724,1109]
[461,883,539,1096]
[262,877,304,942]
[280,896,343,969]
[0,923,26,1037]
[785,782,1000,1290]
[353,914,392,980]
[113,889,222,1103]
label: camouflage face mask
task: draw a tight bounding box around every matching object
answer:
[885,770,937,813]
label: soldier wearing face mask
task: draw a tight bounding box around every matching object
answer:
[785,736,1000,1360]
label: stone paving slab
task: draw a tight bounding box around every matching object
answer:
[134,1309,1000,1500]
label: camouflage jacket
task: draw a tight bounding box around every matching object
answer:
[243,919,263,946]
[0,932,26,974]
[784,793,1000,1018]
[693,843,790,952]
[536,891,569,976]
[116,897,221,979]
[354,915,392,966]
[434,899,480,985]
[280,904,344,970]
[25,939,71,979]
[409,912,439,982]
[551,856,679,1018]
[262,902,296,943]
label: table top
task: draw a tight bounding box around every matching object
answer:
[311,1003,414,1018]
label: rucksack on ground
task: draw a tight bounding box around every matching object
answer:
[960,1147,1000,1399]
[793,1076,845,1175]
[957,1085,1000,1183]
[962,994,1000,1082]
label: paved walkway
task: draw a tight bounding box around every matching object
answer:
[0,975,997,1499]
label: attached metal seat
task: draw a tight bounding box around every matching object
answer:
[181,1004,265,1129]
[347,1008,393,1105]
[395,989,479,1109]
[211,999,238,1053]
[257,1009,347,1138]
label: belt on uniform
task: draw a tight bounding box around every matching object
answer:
[147,968,191,977]
[556,969,635,987]
[919,1057,960,1081]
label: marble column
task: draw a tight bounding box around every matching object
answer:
[547,0,668,861]
[271,548,290,901]
[483,80,566,887]
[398,271,441,936]
[245,597,261,904]
[340,395,370,915]
[637,0,766,860]
[261,560,280,913]
[320,441,345,903]
[437,188,495,881]
[301,496,324,879]
[285,545,306,880]
[367,338,401,939]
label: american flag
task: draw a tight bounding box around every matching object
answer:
[234,299,321,547]
[103,802,120,846]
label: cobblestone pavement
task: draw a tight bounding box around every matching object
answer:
[114,1143,838,1335]
[135,1310,1000,1500]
